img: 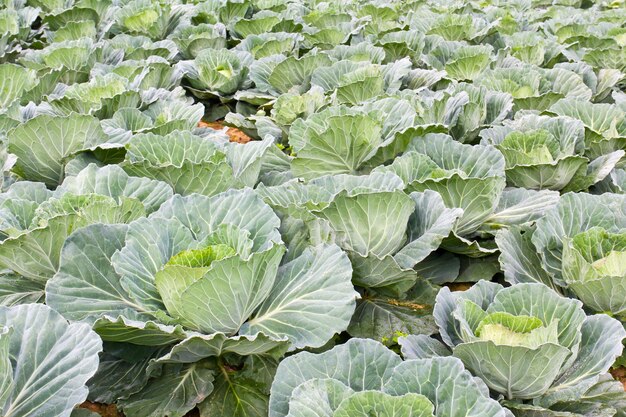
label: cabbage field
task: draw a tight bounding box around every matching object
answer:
[1,0,626,416]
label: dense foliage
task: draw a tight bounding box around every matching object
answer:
[0,0,625,416]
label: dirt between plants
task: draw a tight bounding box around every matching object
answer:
[198,120,252,143]
[610,367,626,391]
[79,402,122,417]
[79,402,200,416]
[446,282,474,292]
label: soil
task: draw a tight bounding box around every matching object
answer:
[198,120,252,143]
[610,367,626,391]
[446,282,474,292]
[79,402,122,417]
[79,403,200,416]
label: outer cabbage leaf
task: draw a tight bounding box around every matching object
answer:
[122,130,237,197]
[151,189,282,251]
[333,391,435,417]
[0,326,12,408]
[289,100,416,180]
[0,193,146,282]
[198,354,281,417]
[118,363,215,417]
[269,338,402,417]
[385,357,508,417]
[92,313,188,346]
[397,334,451,360]
[284,378,354,417]
[249,52,332,96]
[549,99,626,161]
[7,114,110,186]
[56,164,173,213]
[240,244,358,350]
[291,112,385,179]
[495,225,559,291]
[0,64,37,112]
[480,188,560,233]
[0,304,102,417]
[0,273,43,306]
[381,133,506,236]
[425,41,493,81]
[46,224,148,321]
[154,332,289,364]
[347,296,437,345]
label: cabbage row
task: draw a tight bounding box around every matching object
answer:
[0,0,625,416]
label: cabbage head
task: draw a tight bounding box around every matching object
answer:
[45,188,359,416]
[497,192,626,318]
[434,281,626,413]
[269,337,512,417]
[480,114,623,192]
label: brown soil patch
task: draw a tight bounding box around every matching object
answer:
[610,367,626,391]
[79,402,122,417]
[386,299,429,311]
[198,121,252,144]
[446,282,474,292]
[79,403,200,416]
